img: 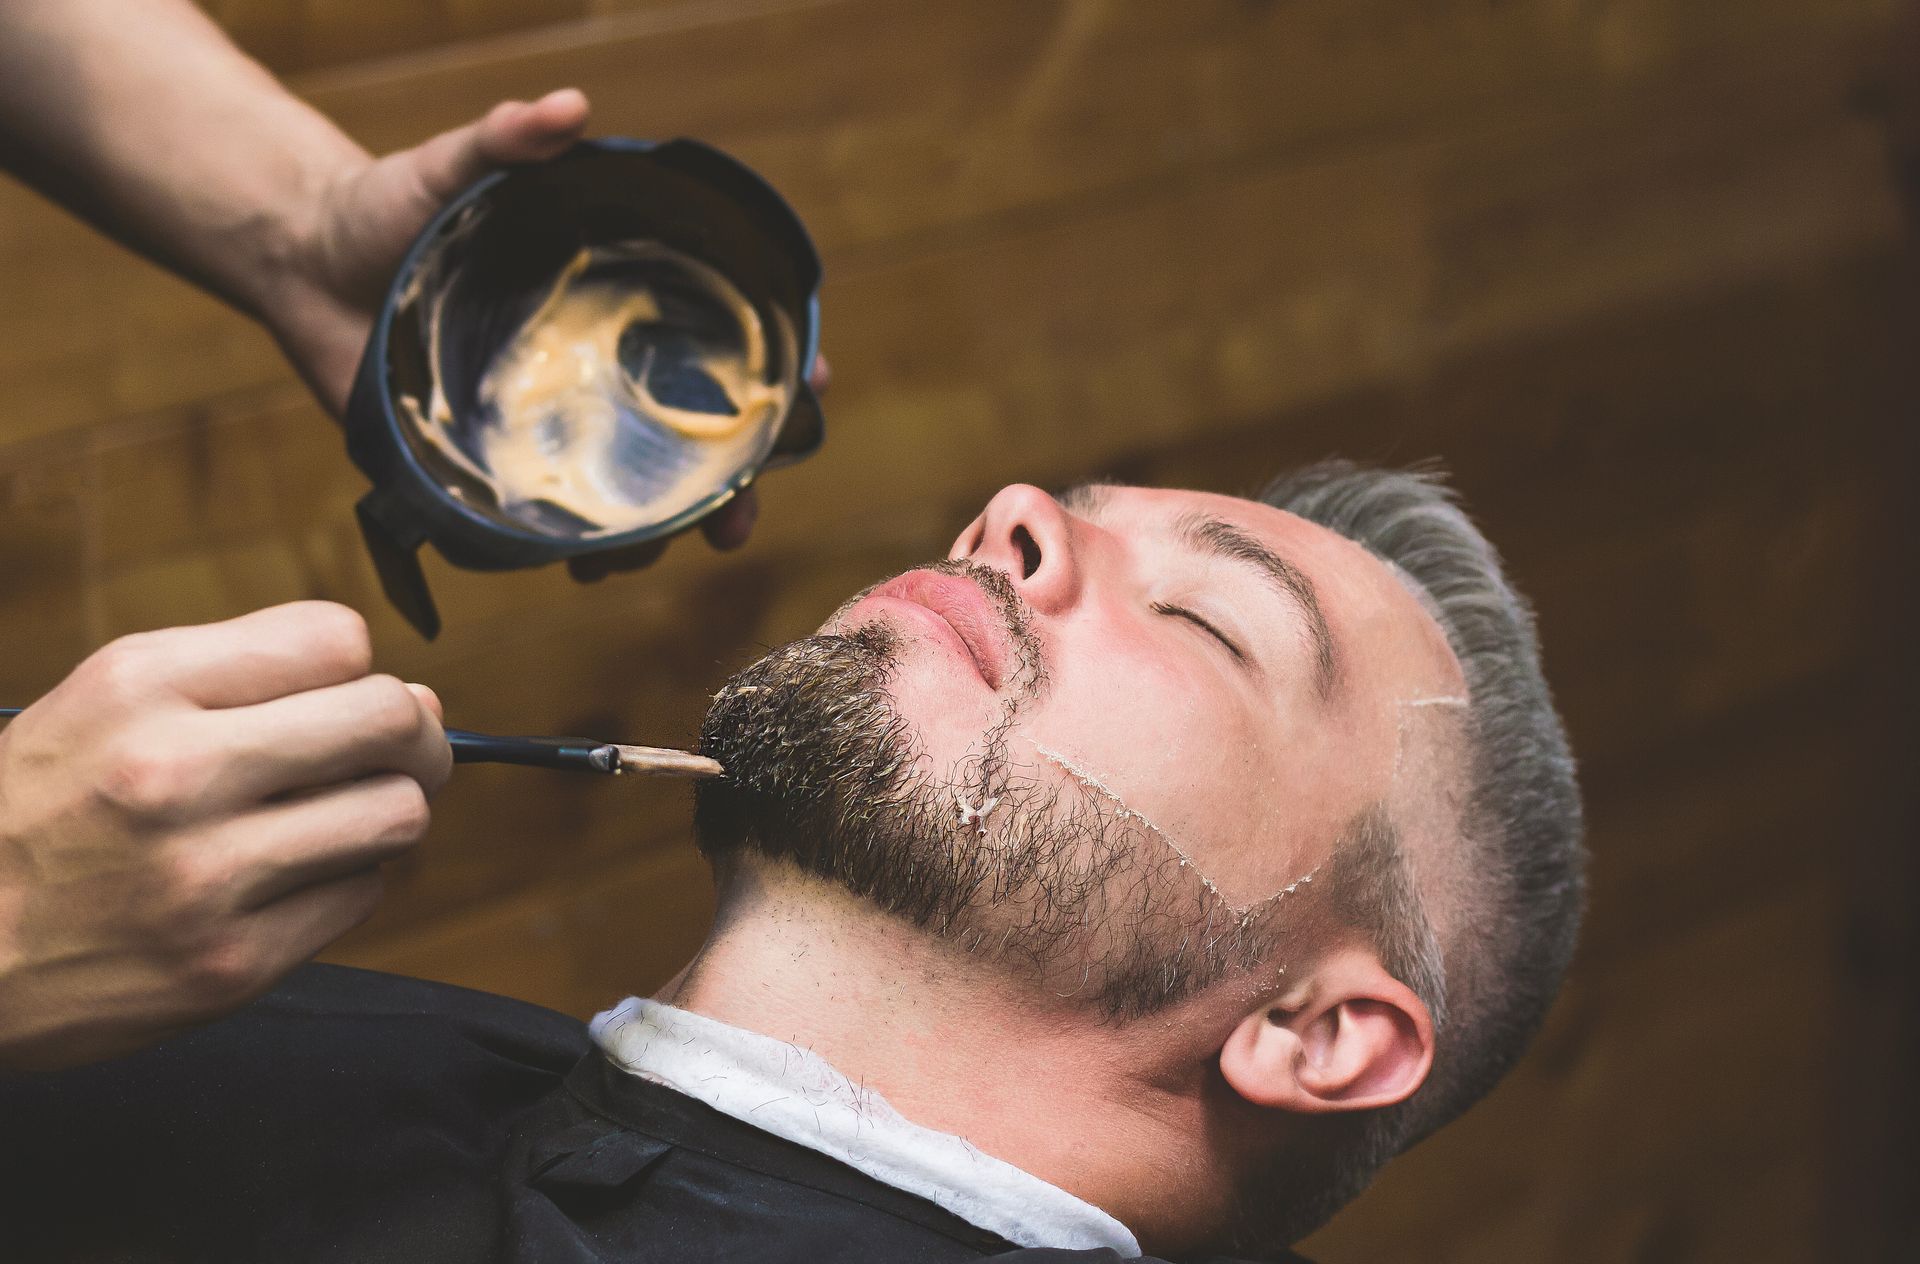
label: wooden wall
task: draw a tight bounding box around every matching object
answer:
[2,2,1914,1258]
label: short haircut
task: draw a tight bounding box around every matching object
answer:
[1243,461,1586,1248]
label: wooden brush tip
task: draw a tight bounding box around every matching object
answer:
[611,744,725,779]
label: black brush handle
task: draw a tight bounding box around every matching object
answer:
[2,708,617,777]
[445,729,622,775]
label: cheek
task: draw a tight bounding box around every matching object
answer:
[1016,631,1265,842]
[871,641,1011,774]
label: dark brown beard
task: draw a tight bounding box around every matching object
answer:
[693,565,1284,1018]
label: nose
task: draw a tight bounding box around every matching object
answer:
[948,484,1081,614]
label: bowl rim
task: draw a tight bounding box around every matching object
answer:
[355,135,824,556]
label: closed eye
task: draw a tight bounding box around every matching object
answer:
[1152,601,1246,662]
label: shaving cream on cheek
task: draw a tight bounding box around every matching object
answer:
[1024,739,1317,914]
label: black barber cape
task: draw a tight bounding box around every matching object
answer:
[0,965,1305,1263]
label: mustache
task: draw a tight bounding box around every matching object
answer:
[836,557,1048,700]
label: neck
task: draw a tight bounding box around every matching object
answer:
[661,856,1235,1253]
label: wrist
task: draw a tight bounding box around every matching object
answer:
[242,126,372,325]
[245,129,382,416]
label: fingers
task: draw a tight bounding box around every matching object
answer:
[568,538,669,583]
[228,867,389,1000]
[66,602,374,713]
[410,88,591,205]
[700,488,759,550]
[191,674,451,808]
[211,774,431,912]
[406,682,445,722]
[564,483,765,583]
[808,353,831,394]
[474,88,591,165]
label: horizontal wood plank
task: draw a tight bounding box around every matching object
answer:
[0,0,1898,447]
[203,0,798,77]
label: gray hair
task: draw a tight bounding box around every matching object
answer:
[1243,460,1586,1249]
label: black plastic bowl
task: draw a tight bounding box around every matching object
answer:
[344,137,824,639]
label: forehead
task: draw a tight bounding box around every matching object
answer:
[1080,484,1465,699]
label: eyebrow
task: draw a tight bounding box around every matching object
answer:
[1054,481,1113,517]
[1174,511,1338,699]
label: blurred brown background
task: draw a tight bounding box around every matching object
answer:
[1,2,1915,1259]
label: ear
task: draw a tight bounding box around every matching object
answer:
[1219,944,1435,1115]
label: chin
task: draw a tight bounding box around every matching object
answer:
[872,648,1010,769]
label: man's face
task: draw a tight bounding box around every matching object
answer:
[698,483,1464,1012]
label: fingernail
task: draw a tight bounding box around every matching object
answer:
[405,683,444,721]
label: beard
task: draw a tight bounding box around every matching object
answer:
[695,560,1283,1018]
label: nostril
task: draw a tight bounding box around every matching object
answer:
[1013,525,1042,579]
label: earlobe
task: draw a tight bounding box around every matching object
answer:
[1219,947,1435,1115]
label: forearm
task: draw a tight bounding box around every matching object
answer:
[0,0,366,324]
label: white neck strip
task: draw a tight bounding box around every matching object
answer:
[589,997,1141,1256]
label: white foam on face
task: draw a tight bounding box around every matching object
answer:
[954,788,1001,835]
[1392,695,1469,783]
[1003,694,1465,965]
[1026,740,1317,915]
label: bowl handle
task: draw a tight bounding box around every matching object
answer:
[355,490,441,640]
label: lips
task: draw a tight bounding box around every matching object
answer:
[867,569,1013,690]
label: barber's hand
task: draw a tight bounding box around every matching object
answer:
[0,602,449,1072]
[267,88,591,415]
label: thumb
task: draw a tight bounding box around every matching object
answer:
[407,88,591,204]
[404,683,445,723]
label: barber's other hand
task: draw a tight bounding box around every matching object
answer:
[267,89,592,416]
[0,603,449,1072]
